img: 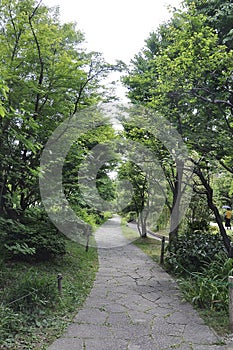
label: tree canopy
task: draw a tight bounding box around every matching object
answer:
[0,0,119,221]
[123,0,233,254]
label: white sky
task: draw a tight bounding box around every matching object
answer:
[42,0,182,101]
[43,0,181,64]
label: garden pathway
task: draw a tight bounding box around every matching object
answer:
[48,215,233,350]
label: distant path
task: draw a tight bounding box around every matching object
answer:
[127,220,169,242]
[48,215,229,350]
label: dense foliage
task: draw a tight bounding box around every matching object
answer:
[178,254,233,312]
[0,1,116,347]
[0,212,66,261]
[0,0,119,224]
[0,0,119,260]
[123,0,233,254]
[165,230,233,314]
[165,231,227,274]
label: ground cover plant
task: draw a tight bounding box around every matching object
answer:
[0,236,98,349]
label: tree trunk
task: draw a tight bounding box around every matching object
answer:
[141,219,147,238]
[195,166,232,256]
[169,160,184,248]
[137,212,147,238]
[0,173,7,215]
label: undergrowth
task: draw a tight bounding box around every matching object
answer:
[0,239,98,349]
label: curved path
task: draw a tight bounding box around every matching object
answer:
[49,216,230,350]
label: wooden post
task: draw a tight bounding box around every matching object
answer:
[229,276,233,332]
[86,227,90,252]
[57,273,63,296]
[160,236,165,265]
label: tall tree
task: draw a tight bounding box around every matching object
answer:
[116,109,191,243]
[0,0,119,219]
[185,0,233,48]
[123,4,233,254]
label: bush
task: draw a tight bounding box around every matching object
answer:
[187,219,210,232]
[178,254,233,311]
[165,231,227,274]
[73,206,112,226]
[0,214,66,262]
[122,211,137,223]
[165,231,233,314]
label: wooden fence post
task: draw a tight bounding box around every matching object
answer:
[229,276,233,332]
[86,227,90,252]
[160,236,165,265]
[57,273,63,296]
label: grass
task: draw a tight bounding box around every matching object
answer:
[198,309,229,336]
[133,237,164,263]
[176,276,230,336]
[150,227,169,239]
[120,221,140,242]
[121,220,166,263]
[0,238,98,349]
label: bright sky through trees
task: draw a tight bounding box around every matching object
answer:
[42,0,181,101]
[43,0,181,64]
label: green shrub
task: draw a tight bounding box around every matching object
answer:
[165,230,233,314]
[103,211,113,220]
[0,215,66,262]
[123,211,137,223]
[73,206,111,226]
[165,231,226,274]
[178,254,233,311]
[187,219,210,232]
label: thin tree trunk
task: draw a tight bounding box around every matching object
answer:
[169,160,184,248]
[195,166,232,256]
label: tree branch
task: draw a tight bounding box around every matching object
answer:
[28,1,44,115]
[8,3,22,62]
[190,88,233,108]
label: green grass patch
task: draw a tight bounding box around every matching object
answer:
[198,309,229,336]
[121,222,140,242]
[133,237,164,263]
[150,228,169,239]
[0,238,98,349]
[121,220,165,263]
[121,219,167,262]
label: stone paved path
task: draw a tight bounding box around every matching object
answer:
[48,216,232,350]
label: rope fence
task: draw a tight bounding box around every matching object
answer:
[3,273,63,307]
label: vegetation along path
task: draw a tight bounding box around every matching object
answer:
[48,216,230,350]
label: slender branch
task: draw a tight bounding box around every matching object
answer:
[28,1,44,115]
[73,64,115,115]
[219,160,233,174]
[8,4,23,62]
[190,88,233,108]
